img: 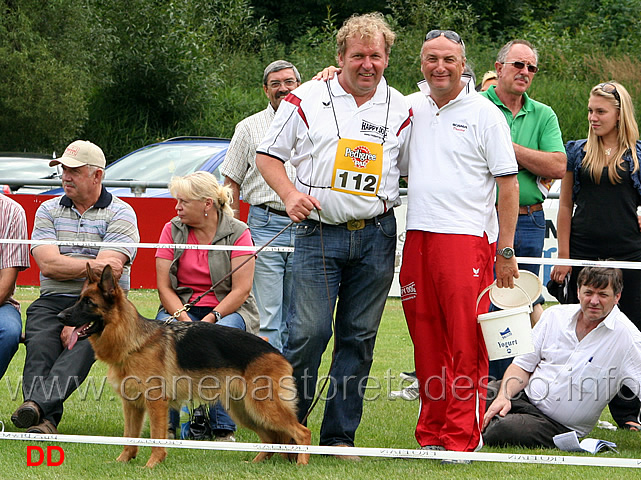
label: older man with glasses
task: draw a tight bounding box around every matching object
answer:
[400,30,519,459]
[480,40,566,353]
[221,60,301,352]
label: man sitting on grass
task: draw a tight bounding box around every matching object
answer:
[483,266,641,448]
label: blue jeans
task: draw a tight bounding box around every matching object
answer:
[156,306,245,433]
[514,209,546,278]
[284,213,396,447]
[489,210,546,380]
[0,303,22,379]
[247,205,295,352]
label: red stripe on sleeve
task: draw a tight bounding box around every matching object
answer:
[396,107,413,136]
[284,93,309,129]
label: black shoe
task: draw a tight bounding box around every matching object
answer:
[11,401,41,429]
[26,418,58,435]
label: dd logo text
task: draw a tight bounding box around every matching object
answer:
[26,446,65,466]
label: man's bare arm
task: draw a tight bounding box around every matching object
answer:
[256,153,320,222]
[513,145,566,179]
[33,245,127,281]
[224,176,242,220]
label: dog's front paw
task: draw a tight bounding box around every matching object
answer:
[145,448,167,468]
[116,446,138,463]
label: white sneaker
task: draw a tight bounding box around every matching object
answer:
[400,379,419,400]
[400,371,417,381]
[390,379,420,400]
[213,431,236,442]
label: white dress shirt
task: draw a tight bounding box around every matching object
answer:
[514,304,641,436]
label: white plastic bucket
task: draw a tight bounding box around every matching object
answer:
[477,283,535,361]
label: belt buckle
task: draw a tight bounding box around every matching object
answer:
[347,219,365,231]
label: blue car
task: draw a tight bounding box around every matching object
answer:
[45,136,230,197]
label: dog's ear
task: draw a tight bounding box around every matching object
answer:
[99,265,118,300]
[86,263,99,283]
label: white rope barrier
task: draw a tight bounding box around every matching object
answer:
[0,431,639,467]
[0,238,294,252]
[0,239,639,270]
[517,257,641,270]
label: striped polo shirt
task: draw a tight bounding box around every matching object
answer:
[0,194,30,310]
[31,187,139,295]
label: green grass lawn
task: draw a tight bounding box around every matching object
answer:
[1,289,640,479]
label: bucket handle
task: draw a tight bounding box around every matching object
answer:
[476,282,533,315]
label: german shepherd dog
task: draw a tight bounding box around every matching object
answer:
[59,264,311,467]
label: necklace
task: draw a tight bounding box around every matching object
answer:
[605,146,617,156]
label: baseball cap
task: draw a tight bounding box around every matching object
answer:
[50,140,106,168]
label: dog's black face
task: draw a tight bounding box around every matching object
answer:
[59,295,106,342]
[58,264,116,350]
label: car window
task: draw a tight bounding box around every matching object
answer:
[0,158,58,179]
[105,144,226,183]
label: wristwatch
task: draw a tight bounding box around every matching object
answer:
[497,247,515,259]
[212,310,222,323]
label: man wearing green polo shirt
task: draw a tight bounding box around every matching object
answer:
[481,39,566,380]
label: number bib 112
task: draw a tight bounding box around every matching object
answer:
[331,138,383,197]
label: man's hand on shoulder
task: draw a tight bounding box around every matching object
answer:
[312,66,341,81]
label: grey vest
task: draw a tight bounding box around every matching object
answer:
[166,213,259,334]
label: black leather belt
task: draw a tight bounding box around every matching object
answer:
[255,203,289,218]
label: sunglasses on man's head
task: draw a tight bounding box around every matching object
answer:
[598,82,621,105]
[425,30,463,45]
[502,61,539,74]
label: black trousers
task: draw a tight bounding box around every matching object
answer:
[483,380,572,448]
[22,295,96,427]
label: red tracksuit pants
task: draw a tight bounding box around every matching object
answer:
[400,230,494,451]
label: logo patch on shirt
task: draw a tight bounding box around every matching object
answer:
[361,120,388,140]
[473,267,480,277]
[452,122,468,132]
[344,145,378,169]
[322,100,331,108]
[400,282,417,302]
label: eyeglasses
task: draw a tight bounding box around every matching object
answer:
[425,30,463,45]
[267,79,298,89]
[502,61,538,74]
[598,82,621,105]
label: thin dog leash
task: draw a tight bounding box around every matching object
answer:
[301,207,338,424]
[165,220,294,323]
[163,206,336,424]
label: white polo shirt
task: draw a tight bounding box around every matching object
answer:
[514,304,641,436]
[405,79,517,243]
[257,76,412,224]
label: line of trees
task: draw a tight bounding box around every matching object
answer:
[1,0,640,161]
